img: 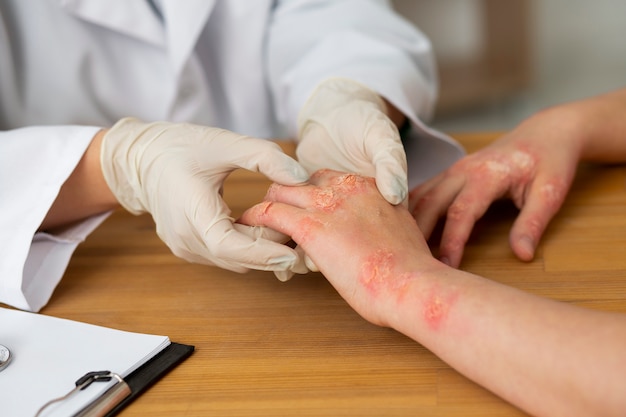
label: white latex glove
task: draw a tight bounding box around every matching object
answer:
[276,78,408,281]
[101,117,310,273]
[296,77,408,204]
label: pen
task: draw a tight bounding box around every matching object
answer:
[75,373,131,417]
[35,371,131,417]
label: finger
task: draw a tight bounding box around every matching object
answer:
[230,137,310,185]
[295,123,334,175]
[232,222,290,244]
[202,218,301,272]
[438,184,506,267]
[370,140,408,205]
[263,183,317,209]
[263,171,361,217]
[365,118,408,205]
[304,254,319,272]
[509,177,570,261]
[408,171,447,208]
[274,245,312,282]
[409,175,465,239]
[373,159,408,206]
[407,177,437,216]
[239,201,316,241]
[274,269,295,282]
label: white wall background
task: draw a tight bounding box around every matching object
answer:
[393,0,626,131]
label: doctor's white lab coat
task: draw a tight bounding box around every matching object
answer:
[0,0,464,311]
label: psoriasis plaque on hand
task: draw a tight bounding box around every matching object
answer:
[312,173,370,212]
[483,150,534,179]
[359,250,458,331]
[359,250,415,301]
[313,188,339,211]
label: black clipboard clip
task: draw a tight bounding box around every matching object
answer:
[34,370,131,417]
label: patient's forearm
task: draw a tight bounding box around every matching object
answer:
[39,129,119,231]
[382,260,626,417]
[579,88,626,162]
[535,88,626,163]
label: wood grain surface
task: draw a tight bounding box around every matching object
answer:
[14,133,626,416]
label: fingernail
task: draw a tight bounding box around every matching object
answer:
[518,236,535,261]
[439,256,451,266]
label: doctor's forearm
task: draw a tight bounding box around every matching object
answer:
[39,129,120,231]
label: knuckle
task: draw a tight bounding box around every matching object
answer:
[447,200,470,221]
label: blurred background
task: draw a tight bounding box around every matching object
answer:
[392,0,626,132]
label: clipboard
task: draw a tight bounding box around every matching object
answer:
[0,307,194,416]
[34,342,194,416]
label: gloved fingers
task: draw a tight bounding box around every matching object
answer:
[294,245,315,273]
[202,218,300,272]
[307,102,408,205]
[232,222,290,244]
[274,269,295,282]
[225,136,309,186]
[233,222,307,281]
[294,122,343,175]
[297,78,386,135]
[373,156,409,206]
[296,106,408,208]
[274,245,311,282]
[304,253,319,272]
[102,118,308,274]
[363,114,408,205]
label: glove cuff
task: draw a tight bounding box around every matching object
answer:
[100,117,153,215]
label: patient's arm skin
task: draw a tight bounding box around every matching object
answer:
[240,169,626,417]
[410,88,626,268]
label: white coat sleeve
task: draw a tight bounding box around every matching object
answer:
[266,0,465,185]
[0,126,110,312]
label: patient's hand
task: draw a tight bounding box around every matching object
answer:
[409,108,582,267]
[239,169,436,326]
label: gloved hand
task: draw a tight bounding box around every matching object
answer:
[296,77,408,205]
[277,77,408,281]
[100,117,310,273]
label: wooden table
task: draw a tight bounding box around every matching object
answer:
[28,134,626,415]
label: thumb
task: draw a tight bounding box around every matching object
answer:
[369,125,408,205]
[374,163,408,205]
[230,138,309,185]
